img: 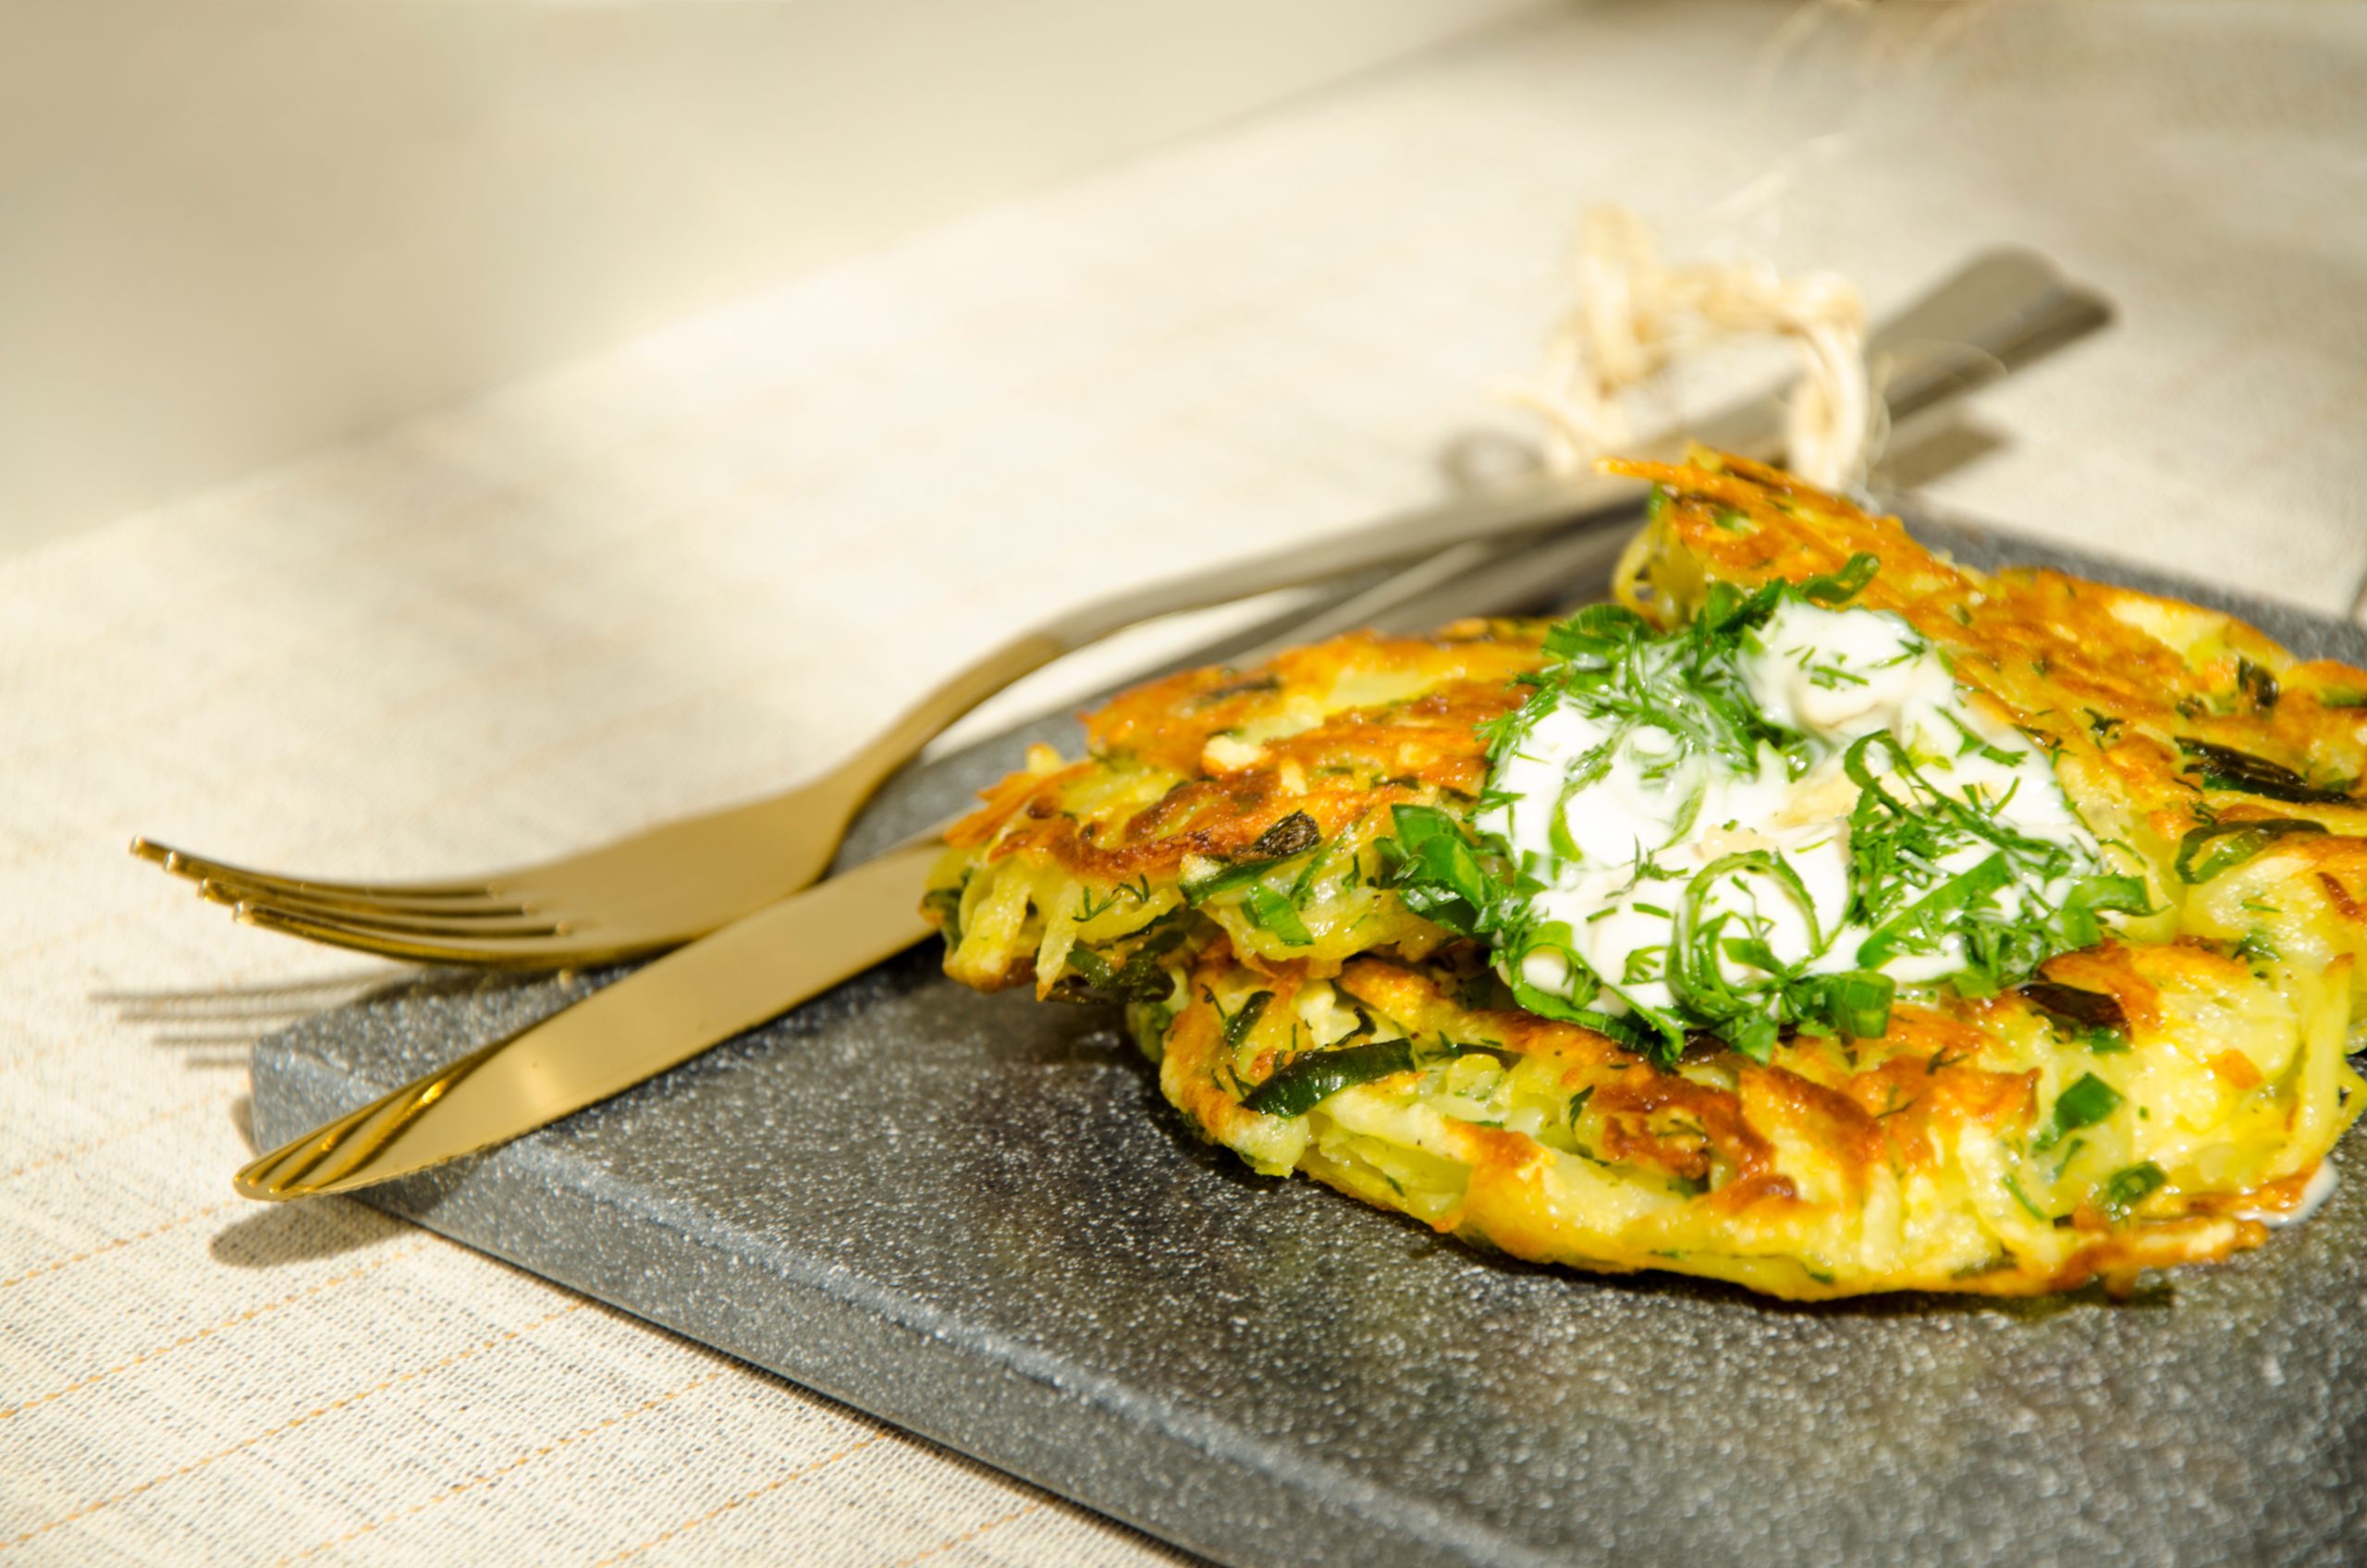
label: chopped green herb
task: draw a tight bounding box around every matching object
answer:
[1219,990,1273,1052]
[2002,1171,2049,1221]
[1806,660,1870,692]
[1245,812,1321,860]
[1242,884,1314,947]
[1242,1036,1416,1119]
[1825,971,1896,1039]
[1380,804,1502,938]
[1195,671,1282,705]
[2098,1160,2166,1220]
[2233,929,2280,972]
[2177,740,2357,806]
[1108,925,1191,1000]
[2236,658,2280,711]
[2034,1072,2123,1151]
[2173,818,2328,884]
[1797,552,1883,606]
[1073,875,1155,923]
[1182,814,1325,905]
[1939,708,2023,765]
[921,885,966,947]
[2017,980,2128,1051]
[1066,946,1119,989]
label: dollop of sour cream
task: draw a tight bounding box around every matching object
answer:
[1477,598,2102,1027]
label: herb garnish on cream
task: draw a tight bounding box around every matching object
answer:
[1383,557,2150,1061]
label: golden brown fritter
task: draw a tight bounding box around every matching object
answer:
[1140,940,2351,1299]
[926,621,1545,993]
[926,452,2367,1299]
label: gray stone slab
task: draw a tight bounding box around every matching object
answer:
[252,506,2367,1568]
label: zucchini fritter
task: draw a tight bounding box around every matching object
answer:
[925,452,2367,1299]
[1135,940,2352,1299]
[926,622,1545,991]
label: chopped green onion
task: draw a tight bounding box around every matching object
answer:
[1825,971,1896,1039]
[2233,929,2280,971]
[1797,552,1883,606]
[2034,1072,2122,1151]
[1109,925,1190,1001]
[1721,1013,1779,1064]
[2098,1160,2166,1220]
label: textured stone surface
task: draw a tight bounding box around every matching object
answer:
[254,510,2367,1568]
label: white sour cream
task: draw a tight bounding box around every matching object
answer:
[1478,600,2102,1025]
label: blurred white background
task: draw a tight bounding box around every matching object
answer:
[0,0,1546,556]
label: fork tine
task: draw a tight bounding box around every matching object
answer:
[200,881,567,939]
[135,839,508,908]
[188,872,533,922]
[230,902,640,968]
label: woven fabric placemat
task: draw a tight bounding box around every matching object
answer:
[6,4,2363,1562]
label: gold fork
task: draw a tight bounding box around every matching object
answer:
[131,250,2107,967]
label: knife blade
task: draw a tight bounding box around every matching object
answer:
[235,838,941,1199]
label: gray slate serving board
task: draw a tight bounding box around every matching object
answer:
[252,509,2367,1568]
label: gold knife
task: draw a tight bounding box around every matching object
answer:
[235,838,941,1199]
[234,486,1683,1201]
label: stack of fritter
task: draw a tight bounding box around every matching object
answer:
[924,453,2367,1299]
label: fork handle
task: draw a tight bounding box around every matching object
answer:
[831,248,2108,810]
[1040,248,2103,655]
[828,630,1073,811]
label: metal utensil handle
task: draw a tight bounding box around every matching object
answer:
[1049,247,2107,654]
[834,247,2107,817]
